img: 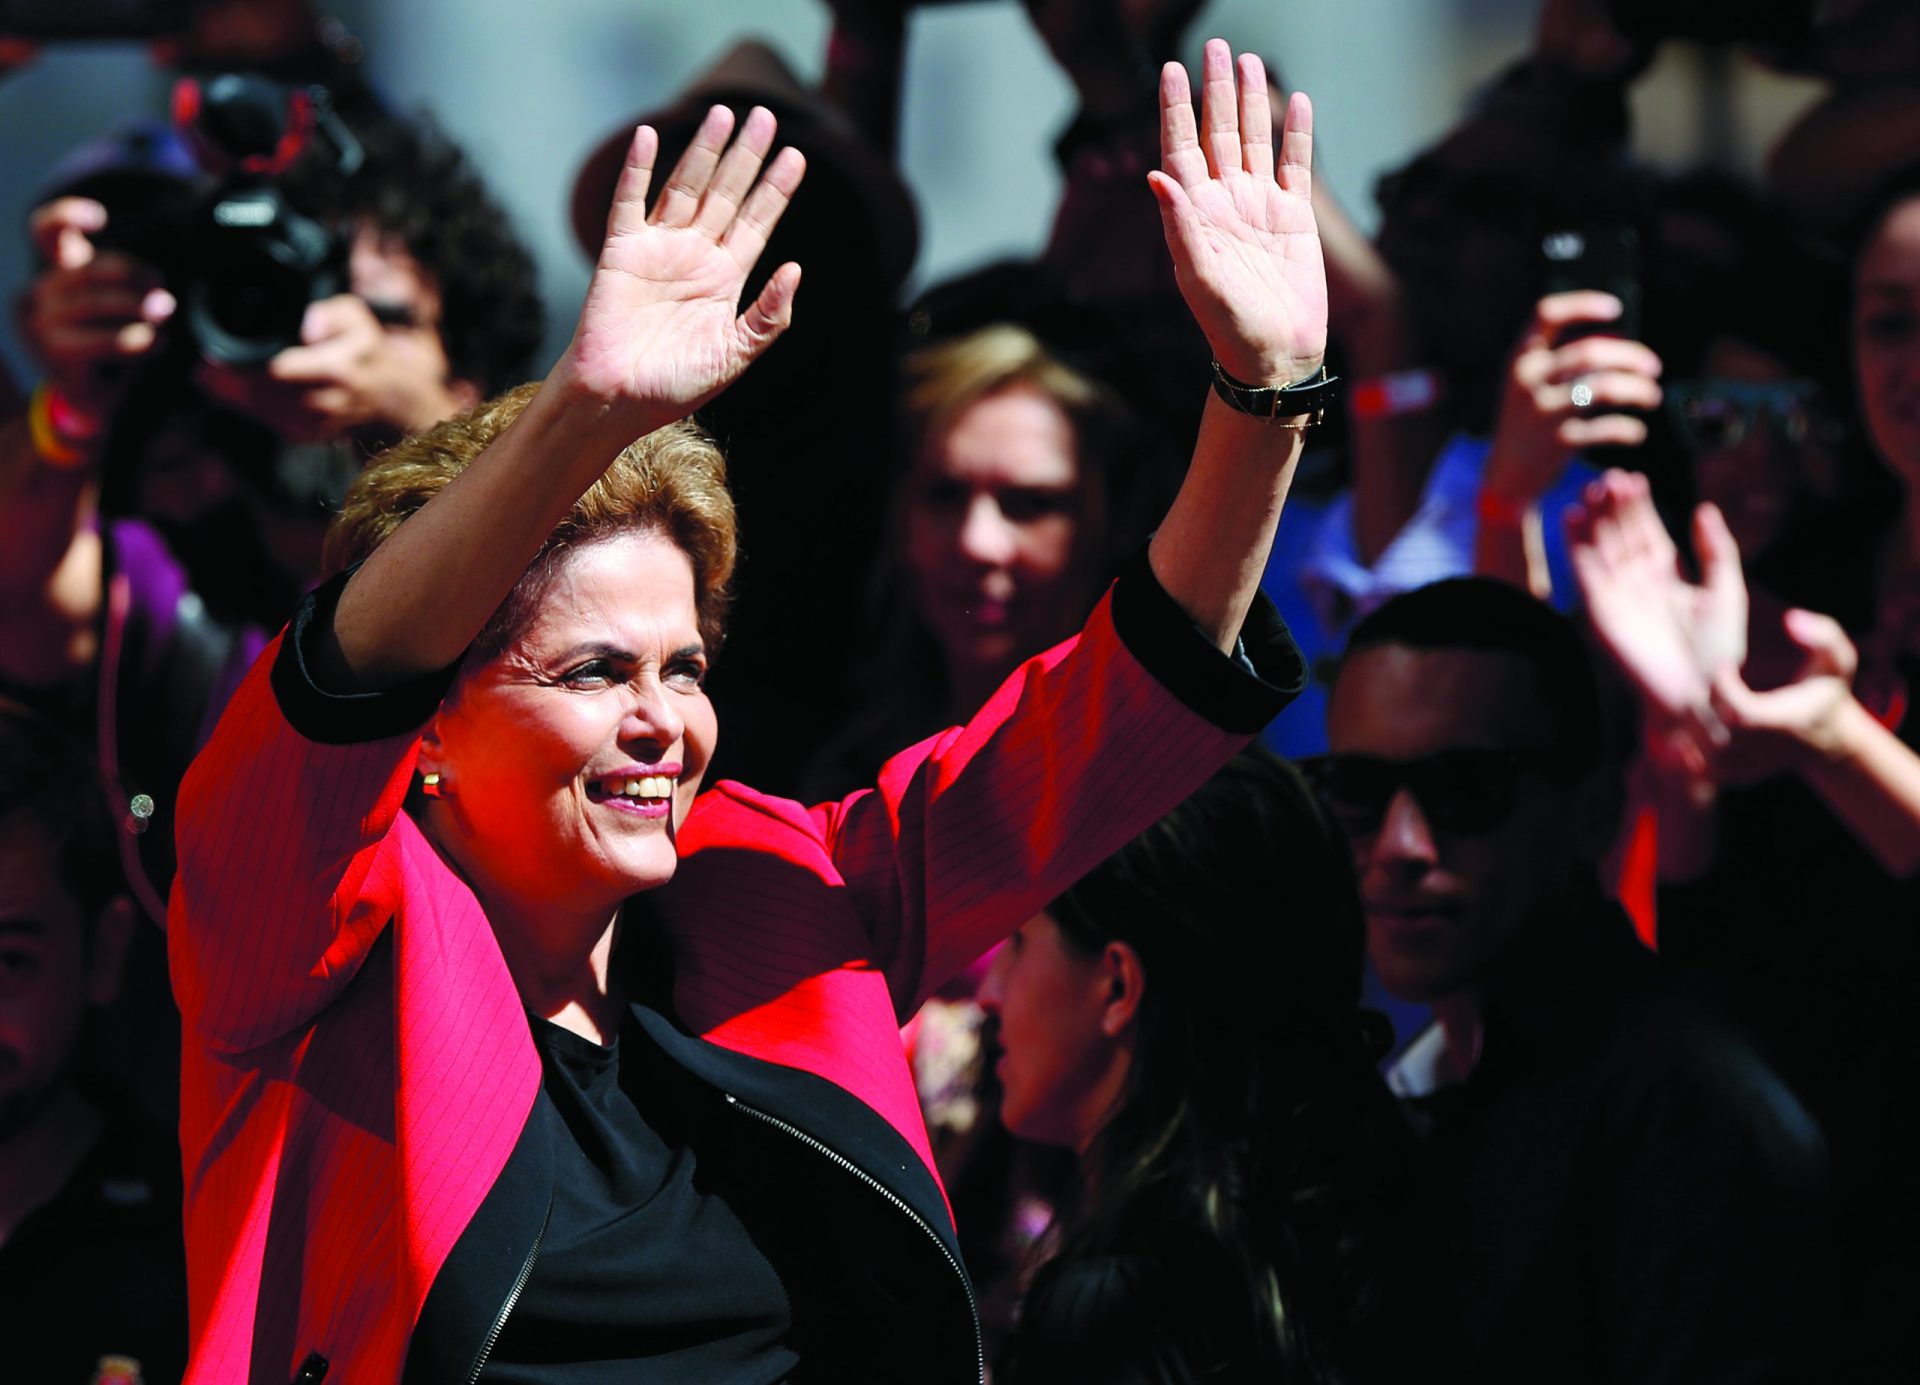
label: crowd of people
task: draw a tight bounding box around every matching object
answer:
[2,0,1918,1380]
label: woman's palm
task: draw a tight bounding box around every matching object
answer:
[1150,47,1327,385]
[564,108,804,418]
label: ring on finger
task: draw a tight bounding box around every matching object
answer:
[1569,380,1595,410]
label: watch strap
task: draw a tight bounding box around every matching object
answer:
[1209,361,1339,424]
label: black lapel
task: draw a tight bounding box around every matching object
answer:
[627,1002,962,1264]
[403,1089,555,1385]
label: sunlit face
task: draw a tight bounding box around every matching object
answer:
[1855,195,1920,487]
[421,530,716,923]
[977,911,1129,1154]
[905,386,1101,683]
[0,820,95,1140]
[1326,645,1586,1004]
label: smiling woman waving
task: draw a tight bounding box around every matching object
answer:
[169,40,1326,1383]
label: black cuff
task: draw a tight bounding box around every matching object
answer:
[1109,549,1305,734]
[269,568,464,745]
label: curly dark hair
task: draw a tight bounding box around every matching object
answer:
[286,108,546,396]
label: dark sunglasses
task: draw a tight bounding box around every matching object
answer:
[1298,748,1581,837]
[1665,378,1843,456]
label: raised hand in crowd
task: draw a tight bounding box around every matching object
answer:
[1141,39,1325,644]
[1571,467,1920,875]
[1477,292,1662,595]
[330,104,806,684]
[1483,292,1663,507]
[17,197,177,427]
[1147,46,1322,394]
[1566,468,1743,765]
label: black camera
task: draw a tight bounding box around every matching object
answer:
[98,73,363,367]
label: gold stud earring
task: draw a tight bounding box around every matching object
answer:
[421,771,443,798]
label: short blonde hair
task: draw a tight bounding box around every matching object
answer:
[901,323,1120,466]
[325,382,738,657]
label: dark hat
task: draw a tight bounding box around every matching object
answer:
[569,39,919,295]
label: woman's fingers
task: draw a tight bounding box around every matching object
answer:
[737,260,802,351]
[1558,412,1649,451]
[1522,290,1624,353]
[604,126,660,241]
[1158,61,1207,188]
[1551,364,1658,413]
[1277,90,1313,198]
[721,146,807,270]
[28,196,106,268]
[1783,608,1857,682]
[1543,335,1662,384]
[1692,503,1746,606]
[1237,54,1274,179]
[1199,38,1239,178]
[652,105,736,229]
[696,106,776,235]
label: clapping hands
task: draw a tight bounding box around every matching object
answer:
[1569,468,1860,784]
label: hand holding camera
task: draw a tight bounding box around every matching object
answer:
[18,197,177,424]
[1482,289,1664,506]
[194,285,472,445]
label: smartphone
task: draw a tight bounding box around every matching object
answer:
[1540,225,1642,344]
[0,0,188,39]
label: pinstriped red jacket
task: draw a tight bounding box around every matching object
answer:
[168,562,1300,1382]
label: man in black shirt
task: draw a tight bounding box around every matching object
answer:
[1311,579,1831,1384]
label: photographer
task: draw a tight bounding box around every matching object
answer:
[0,96,541,1137]
[2,100,541,875]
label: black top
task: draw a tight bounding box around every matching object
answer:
[442,1013,795,1383]
[1410,891,1831,1385]
[1002,1248,1257,1385]
[0,1107,189,1385]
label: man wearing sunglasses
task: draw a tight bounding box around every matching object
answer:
[1312,577,1829,1384]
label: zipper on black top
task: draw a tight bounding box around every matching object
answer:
[725,1093,985,1384]
[465,1202,550,1384]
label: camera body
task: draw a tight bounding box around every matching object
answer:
[96,73,362,368]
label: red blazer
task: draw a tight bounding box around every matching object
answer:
[169,572,1297,1382]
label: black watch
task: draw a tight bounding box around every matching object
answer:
[1209,361,1339,424]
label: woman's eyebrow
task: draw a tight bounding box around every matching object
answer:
[555,641,637,663]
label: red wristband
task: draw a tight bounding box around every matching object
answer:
[1475,485,1533,528]
[43,383,103,441]
[1349,368,1442,421]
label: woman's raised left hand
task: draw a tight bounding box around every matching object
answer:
[1149,40,1326,387]
[558,105,806,428]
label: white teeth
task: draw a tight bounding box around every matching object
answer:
[604,775,674,800]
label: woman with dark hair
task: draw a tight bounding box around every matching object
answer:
[981,749,1427,1384]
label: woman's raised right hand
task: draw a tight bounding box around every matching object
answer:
[556,106,806,428]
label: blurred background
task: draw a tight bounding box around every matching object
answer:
[0,0,1827,383]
